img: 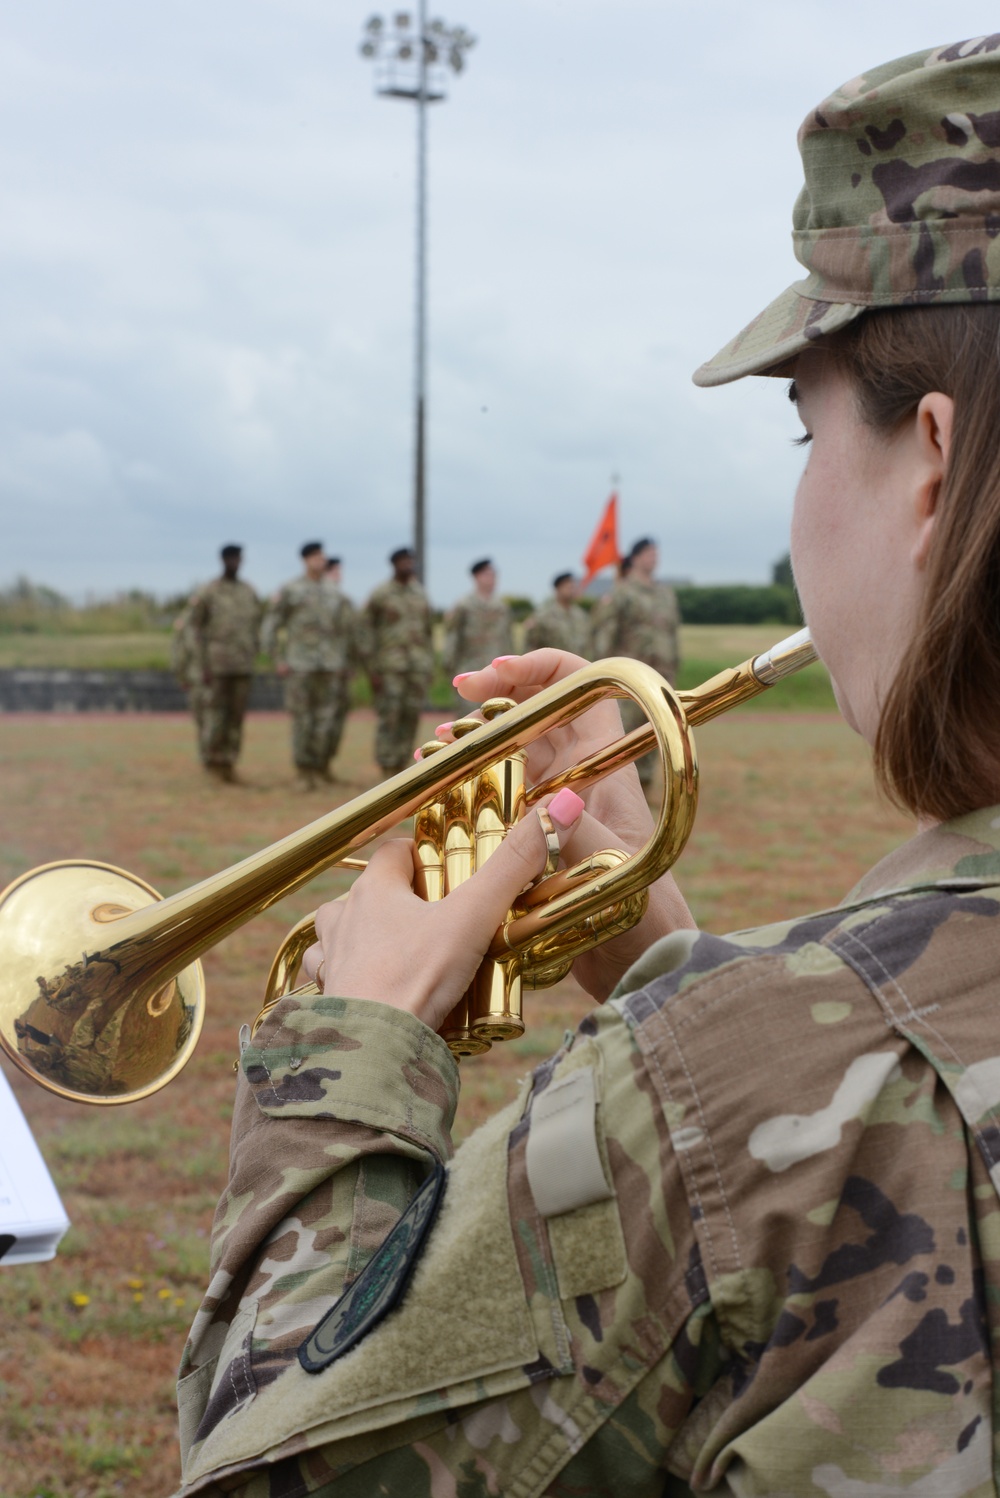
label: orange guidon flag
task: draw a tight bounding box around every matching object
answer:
[581,493,621,583]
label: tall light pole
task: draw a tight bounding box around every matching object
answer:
[360,9,475,584]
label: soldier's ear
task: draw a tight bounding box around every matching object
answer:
[910,391,952,571]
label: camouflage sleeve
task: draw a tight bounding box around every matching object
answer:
[170,606,194,682]
[341,597,359,673]
[354,597,377,670]
[441,604,463,679]
[188,589,211,676]
[260,591,289,665]
[179,996,459,1393]
[522,612,542,653]
[589,592,620,659]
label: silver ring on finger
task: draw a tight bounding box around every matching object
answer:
[536,807,561,879]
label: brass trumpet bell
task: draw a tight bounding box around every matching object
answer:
[0,633,817,1103]
[0,861,206,1105]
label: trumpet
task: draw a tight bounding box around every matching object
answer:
[0,631,817,1104]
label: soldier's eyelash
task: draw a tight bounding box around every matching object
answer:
[792,432,812,447]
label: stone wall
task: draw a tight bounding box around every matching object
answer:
[0,670,285,713]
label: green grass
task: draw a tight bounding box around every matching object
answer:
[0,624,829,710]
[678,657,835,712]
[0,633,174,670]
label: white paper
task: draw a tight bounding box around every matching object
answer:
[0,1065,70,1264]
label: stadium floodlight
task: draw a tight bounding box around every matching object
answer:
[359,5,475,582]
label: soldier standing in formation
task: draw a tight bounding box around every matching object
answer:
[443,558,513,706]
[357,547,434,777]
[587,553,632,658]
[523,571,591,657]
[591,538,681,791]
[262,542,356,791]
[189,544,261,783]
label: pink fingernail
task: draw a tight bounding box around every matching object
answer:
[436,721,453,734]
[492,655,518,665]
[548,788,584,827]
[413,749,421,761]
[452,673,471,685]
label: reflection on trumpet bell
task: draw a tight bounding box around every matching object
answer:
[0,633,817,1104]
[0,861,204,1105]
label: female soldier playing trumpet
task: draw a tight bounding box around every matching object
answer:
[177,39,1000,1497]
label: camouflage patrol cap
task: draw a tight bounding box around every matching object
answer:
[694,36,1000,387]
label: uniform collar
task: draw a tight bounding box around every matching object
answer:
[843,806,1000,907]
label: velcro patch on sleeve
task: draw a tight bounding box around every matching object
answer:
[525,1067,614,1218]
[298,1161,447,1374]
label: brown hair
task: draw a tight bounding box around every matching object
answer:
[824,305,1000,822]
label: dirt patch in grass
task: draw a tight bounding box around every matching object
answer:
[0,705,910,1495]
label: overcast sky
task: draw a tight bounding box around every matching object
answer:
[1,3,994,605]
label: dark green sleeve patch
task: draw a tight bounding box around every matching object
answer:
[298,1162,447,1374]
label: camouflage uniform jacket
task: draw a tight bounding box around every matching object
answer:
[442,592,514,678]
[523,598,591,658]
[261,579,355,674]
[590,577,680,678]
[176,808,1000,1496]
[356,579,434,678]
[190,578,261,676]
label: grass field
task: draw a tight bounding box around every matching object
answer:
[0,699,909,1496]
[0,633,176,671]
[0,624,835,714]
[0,623,812,670]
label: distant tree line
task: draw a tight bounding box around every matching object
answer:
[0,576,187,635]
[675,554,801,626]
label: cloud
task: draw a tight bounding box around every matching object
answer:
[0,1,989,603]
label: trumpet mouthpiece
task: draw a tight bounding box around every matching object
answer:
[751,628,816,685]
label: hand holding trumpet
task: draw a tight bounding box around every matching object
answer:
[302,649,698,1024]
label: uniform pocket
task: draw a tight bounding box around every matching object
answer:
[177,1357,218,1475]
[525,1054,628,1302]
[178,1303,258,1480]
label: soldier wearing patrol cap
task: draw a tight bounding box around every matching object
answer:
[587,551,631,659]
[178,39,1000,1497]
[590,537,681,790]
[523,571,591,658]
[442,558,514,708]
[356,547,434,776]
[188,545,261,783]
[262,543,356,791]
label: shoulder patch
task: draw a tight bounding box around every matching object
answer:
[298,1162,447,1374]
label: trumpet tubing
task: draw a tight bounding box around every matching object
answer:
[0,631,817,1101]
